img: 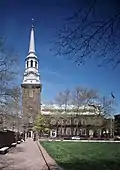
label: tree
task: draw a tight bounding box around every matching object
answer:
[71,86,98,136]
[88,95,115,137]
[54,0,120,68]
[0,86,21,131]
[33,114,50,136]
[98,96,115,117]
[72,86,98,112]
[5,86,22,131]
[0,38,20,130]
[55,89,71,111]
[0,39,19,106]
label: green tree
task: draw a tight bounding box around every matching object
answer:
[33,114,50,136]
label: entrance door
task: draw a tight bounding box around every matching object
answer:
[28,131,31,137]
[27,130,33,138]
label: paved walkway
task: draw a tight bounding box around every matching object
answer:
[0,139,48,170]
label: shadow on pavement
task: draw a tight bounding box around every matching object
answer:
[0,146,25,170]
[9,146,25,154]
[0,156,14,170]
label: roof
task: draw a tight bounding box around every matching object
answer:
[41,104,96,110]
[41,104,100,115]
[41,110,98,116]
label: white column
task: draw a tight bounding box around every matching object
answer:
[25,62,27,69]
[32,60,34,67]
[25,132,27,139]
[28,60,31,67]
[31,131,33,138]
[89,129,94,137]
[99,129,101,136]
[37,61,38,69]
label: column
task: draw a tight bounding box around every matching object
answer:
[33,60,35,67]
[28,60,31,67]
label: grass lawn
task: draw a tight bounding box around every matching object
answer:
[40,141,120,170]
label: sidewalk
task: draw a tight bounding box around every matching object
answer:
[0,138,48,170]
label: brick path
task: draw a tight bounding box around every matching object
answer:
[0,138,48,170]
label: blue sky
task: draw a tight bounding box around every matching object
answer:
[0,0,120,113]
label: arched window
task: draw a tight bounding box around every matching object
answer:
[31,60,33,67]
[27,61,29,68]
[35,61,37,68]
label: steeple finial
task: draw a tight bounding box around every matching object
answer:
[31,18,34,28]
[29,18,35,54]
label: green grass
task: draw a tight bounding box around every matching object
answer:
[40,141,120,170]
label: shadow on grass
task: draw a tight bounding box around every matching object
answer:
[55,159,120,170]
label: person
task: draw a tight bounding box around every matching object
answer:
[33,131,36,141]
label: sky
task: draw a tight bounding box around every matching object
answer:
[0,0,120,113]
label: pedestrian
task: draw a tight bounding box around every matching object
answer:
[33,132,36,141]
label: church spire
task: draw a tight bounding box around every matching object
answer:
[22,20,41,85]
[29,18,35,54]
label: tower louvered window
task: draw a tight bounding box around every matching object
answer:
[31,60,33,67]
[35,61,37,68]
[27,61,29,68]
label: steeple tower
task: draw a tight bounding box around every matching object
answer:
[21,21,42,134]
[22,20,40,85]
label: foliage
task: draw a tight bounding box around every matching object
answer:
[33,114,50,134]
[41,141,120,170]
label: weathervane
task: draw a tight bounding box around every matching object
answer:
[31,18,34,28]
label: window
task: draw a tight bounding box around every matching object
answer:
[35,61,37,68]
[81,118,86,125]
[80,129,86,135]
[29,89,33,98]
[27,61,29,68]
[66,128,71,135]
[50,119,56,125]
[66,119,71,125]
[74,118,78,125]
[31,60,33,67]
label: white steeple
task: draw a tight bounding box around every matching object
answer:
[22,20,40,85]
[29,23,35,53]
